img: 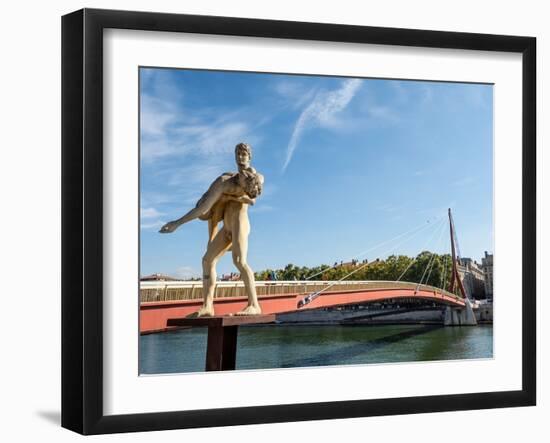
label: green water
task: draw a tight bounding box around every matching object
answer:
[139,324,493,374]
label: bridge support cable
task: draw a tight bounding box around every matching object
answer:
[440,252,449,292]
[298,216,446,308]
[305,215,445,281]
[420,220,448,285]
[415,220,448,293]
[395,217,447,283]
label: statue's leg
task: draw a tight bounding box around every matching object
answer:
[160,187,224,233]
[232,221,261,316]
[178,190,219,225]
[198,229,232,317]
[207,219,219,245]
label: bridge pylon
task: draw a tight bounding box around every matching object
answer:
[445,208,477,326]
[444,298,477,326]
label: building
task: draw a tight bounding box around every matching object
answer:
[221,272,241,281]
[140,273,178,282]
[458,257,486,299]
[481,251,494,300]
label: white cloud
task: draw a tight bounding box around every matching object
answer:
[176,121,251,156]
[140,70,257,163]
[141,190,180,208]
[140,95,177,137]
[175,266,200,280]
[250,204,275,213]
[140,207,165,230]
[367,105,399,122]
[168,162,229,188]
[273,80,318,110]
[282,78,362,172]
[141,106,262,211]
[141,113,255,163]
[274,80,300,96]
[140,219,165,230]
[141,207,164,219]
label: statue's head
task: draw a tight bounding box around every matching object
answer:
[235,142,252,168]
[239,170,264,199]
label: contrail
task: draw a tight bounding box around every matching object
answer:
[282,78,362,172]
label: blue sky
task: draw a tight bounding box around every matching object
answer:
[140,67,493,279]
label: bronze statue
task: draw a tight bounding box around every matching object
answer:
[160,143,264,316]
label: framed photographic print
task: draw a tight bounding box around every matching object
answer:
[62,8,536,435]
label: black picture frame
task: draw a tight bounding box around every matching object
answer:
[61,8,536,435]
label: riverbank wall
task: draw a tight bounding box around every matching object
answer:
[277,304,492,326]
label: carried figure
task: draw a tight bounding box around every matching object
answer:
[160,143,264,317]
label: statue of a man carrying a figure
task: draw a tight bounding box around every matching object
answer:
[160,143,264,317]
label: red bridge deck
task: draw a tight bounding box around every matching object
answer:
[140,281,464,334]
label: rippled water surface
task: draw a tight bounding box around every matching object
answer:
[139,324,493,374]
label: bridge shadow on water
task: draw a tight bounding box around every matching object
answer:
[278,325,443,369]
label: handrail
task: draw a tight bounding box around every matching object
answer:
[140,280,462,303]
[140,279,440,288]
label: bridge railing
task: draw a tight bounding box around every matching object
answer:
[140,280,462,303]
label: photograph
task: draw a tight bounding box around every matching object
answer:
[138,67,494,375]
[55,4,538,436]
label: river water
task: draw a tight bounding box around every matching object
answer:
[139,324,493,374]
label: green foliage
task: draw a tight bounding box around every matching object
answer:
[254,252,454,290]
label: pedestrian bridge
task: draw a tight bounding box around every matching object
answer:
[140,280,465,334]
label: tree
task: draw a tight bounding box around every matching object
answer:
[253,252,454,291]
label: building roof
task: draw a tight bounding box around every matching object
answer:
[140,273,179,281]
